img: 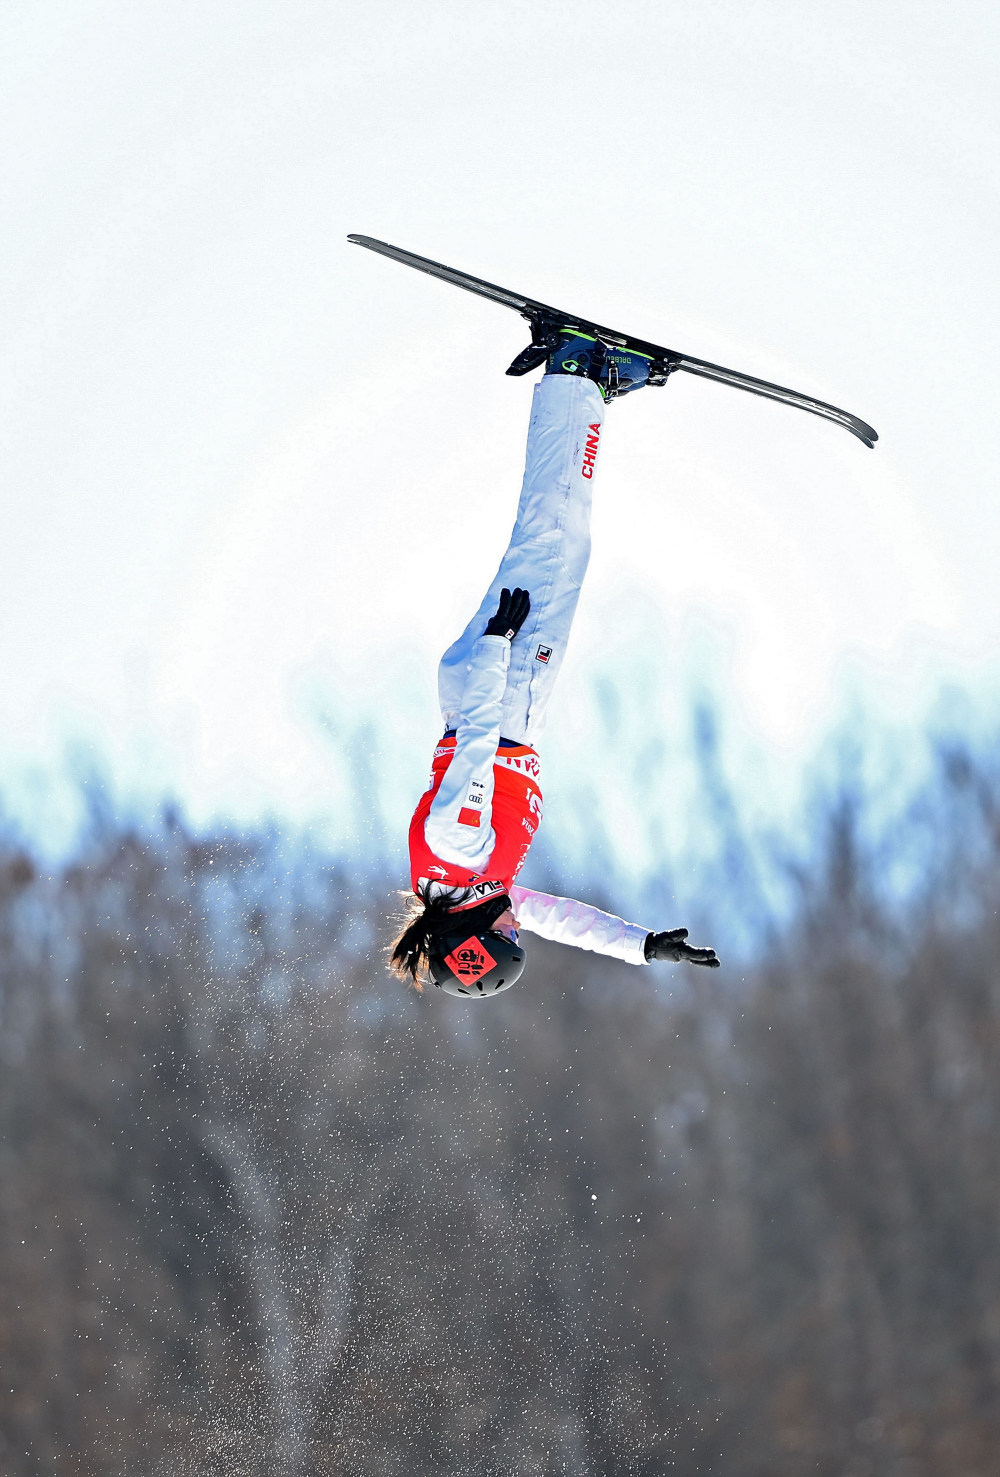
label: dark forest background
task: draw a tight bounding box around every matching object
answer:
[2,734,1000,1477]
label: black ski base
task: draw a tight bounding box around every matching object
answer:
[348,234,877,447]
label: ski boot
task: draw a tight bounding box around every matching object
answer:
[545,328,605,381]
[598,342,655,399]
[546,329,654,400]
[507,321,652,400]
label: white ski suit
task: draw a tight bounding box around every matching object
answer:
[410,372,652,966]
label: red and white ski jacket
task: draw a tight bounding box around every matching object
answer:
[408,633,650,965]
[409,635,540,903]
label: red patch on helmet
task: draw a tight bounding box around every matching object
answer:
[443,936,497,981]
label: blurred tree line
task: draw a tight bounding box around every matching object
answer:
[1,739,999,1477]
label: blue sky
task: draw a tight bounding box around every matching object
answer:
[3,1,998,866]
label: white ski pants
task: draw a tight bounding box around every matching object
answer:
[438,374,606,745]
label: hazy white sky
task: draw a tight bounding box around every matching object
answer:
[3,1,999,855]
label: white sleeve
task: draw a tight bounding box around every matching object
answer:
[423,634,509,872]
[509,885,650,966]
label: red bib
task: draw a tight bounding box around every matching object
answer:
[408,735,543,901]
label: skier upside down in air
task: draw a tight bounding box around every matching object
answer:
[390,333,720,998]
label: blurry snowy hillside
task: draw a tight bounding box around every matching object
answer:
[3,728,1000,1474]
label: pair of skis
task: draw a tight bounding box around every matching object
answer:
[348,233,877,448]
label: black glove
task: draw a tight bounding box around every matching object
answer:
[644,928,720,969]
[484,587,531,641]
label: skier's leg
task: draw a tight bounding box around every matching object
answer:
[438,373,605,744]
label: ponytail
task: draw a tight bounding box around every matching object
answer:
[387,885,471,989]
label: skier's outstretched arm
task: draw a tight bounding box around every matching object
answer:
[424,589,531,870]
[509,886,720,969]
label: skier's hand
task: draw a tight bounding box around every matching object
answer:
[644,928,720,969]
[484,587,531,641]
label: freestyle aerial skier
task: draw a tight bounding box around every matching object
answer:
[351,235,877,1001]
[390,340,720,998]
